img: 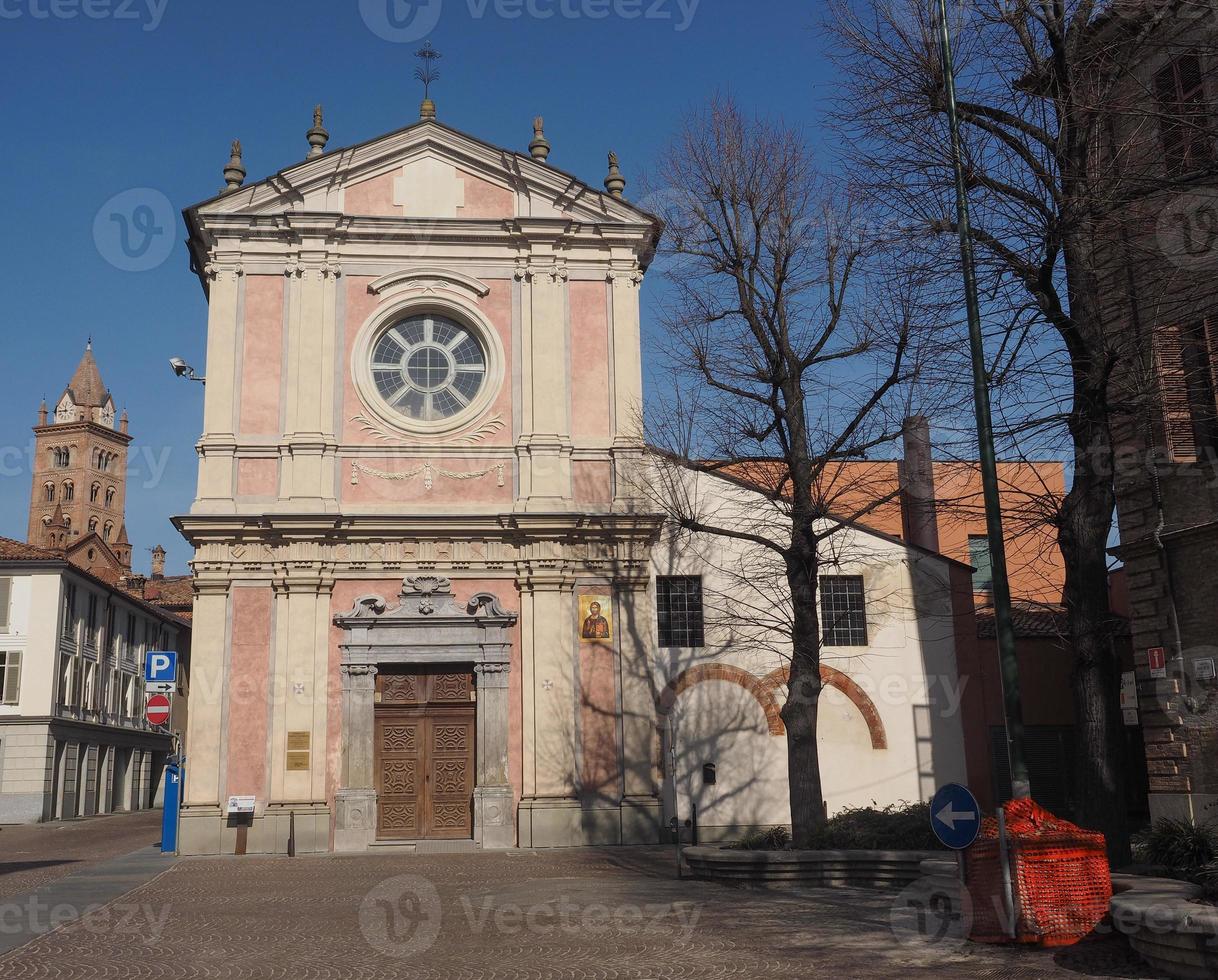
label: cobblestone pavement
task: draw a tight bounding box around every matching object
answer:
[0,811,162,900]
[0,846,1168,979]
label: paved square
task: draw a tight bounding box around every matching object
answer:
[0,811,162,901]
[0,846,1166,979]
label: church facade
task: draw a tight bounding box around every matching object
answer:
[174,103,970,855]
[175,104,665,854]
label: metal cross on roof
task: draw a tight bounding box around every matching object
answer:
[414,42,442,100]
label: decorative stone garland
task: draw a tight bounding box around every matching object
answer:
[350,461,506,492]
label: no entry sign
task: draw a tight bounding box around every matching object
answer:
[146,693,171,727]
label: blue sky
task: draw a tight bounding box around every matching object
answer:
[0,0,837,574]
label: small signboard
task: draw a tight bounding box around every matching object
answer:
[225,795,256,815]
[930,783,981,851]
[1148,647,1167,679]
[1196,658,1216,682]
[144,651,178,685]
[1120,670,1139,726]
[145,681,175,695]
[145,693,171,727]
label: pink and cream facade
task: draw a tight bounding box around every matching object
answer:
[174,115,664,854]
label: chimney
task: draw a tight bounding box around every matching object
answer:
[151,544,166,580]
[900,415,940,553]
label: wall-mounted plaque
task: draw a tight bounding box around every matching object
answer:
[286,730,311,771]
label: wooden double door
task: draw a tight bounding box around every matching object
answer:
[374,667,476,840]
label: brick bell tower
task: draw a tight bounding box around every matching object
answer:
[28,341,133,569]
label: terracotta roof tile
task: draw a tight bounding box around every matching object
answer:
[0,536,61,561]
[976,601,1069,640]
[64,342,111,409]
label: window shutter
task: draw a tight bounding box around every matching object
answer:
[1205,318,1218,405]
[0,578,10,633]
[2,652,20,704]
[1155,325,1198,462]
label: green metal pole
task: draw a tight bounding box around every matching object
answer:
[934,0,1031,800]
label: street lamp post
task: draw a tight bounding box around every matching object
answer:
[934,0,1031,800]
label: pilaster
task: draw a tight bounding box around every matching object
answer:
[608,267,645,504]
[268,572,333,805]
[182,578,231,807]
[335,664,378,851]
[518,570,578,799]
[280,254,341,510]
[194,258,243,513]
[516,262,573,508]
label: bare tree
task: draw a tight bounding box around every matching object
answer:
[828,0,1218,858]
[637,97,944,845]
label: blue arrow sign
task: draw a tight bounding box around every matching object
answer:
[930,782,981,850]
[144,650,177,685]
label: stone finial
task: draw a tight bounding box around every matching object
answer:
[38,399,47,426]
[604,151,626,198]
[307,104,329,158]
[529,116,551,163]
[420,98,437,121]
[119,408,129,434]
[222,139,246,193]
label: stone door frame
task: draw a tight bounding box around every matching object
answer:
[333,576,517,850]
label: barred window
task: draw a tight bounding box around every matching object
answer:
[656,576,704,648]
[820,575,868,647]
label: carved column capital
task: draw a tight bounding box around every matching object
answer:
[607,268,643,287]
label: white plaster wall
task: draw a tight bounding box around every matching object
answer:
[0,572,60,718]
[651,470,969,829]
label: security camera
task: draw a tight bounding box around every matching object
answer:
[169,357,205,384]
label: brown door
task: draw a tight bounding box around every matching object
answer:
[375,668,475,840]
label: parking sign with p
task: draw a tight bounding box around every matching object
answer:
[145,651,177,685]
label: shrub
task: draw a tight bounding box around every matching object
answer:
[1198,863,1218,902]
[725,802,939,851]
[806,801,939,851]
[729,826,791,850]
[1132,818,1218,875]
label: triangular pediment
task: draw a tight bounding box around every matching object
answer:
[65,533,125,584]
[191,119,658,228]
